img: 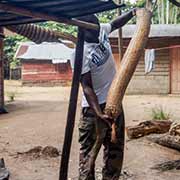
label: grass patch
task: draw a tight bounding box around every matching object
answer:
[151,106,171,120]
[6,91,17,102]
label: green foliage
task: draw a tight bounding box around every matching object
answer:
[4,35,26,68]
[38,21,77,36]
[97,10,116,23]
[135,0,146,8]
[97,1,137,24]
[151,106,171,120]
[152,0,180,24]
[6,91,17,102]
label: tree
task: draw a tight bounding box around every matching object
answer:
[155,0,180,24]
[38,21,77,36]
[4,35,27,68]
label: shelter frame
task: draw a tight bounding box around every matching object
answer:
[0,1,125,179]
[0,27,6,113]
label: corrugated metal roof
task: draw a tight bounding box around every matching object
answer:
[110,24,180,38]
[15,42,74,63]
[0,0,125,26]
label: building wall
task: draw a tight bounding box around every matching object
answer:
[22,60,72,86]
[21,37,179,92]
[126,49,169,94]
[111,38,171,94]
[170,47,180,94]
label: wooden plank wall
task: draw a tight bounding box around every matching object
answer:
[22,60,72,86]
[111,38,172,94]
[113,49,170,94]
[170,47,180,94]
[134,49,169,76]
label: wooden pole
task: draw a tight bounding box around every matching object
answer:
[0,27,6,113]
[0,3,98,30]
[117,0,123,65]
[105,8,152,118]
[59,28,84,180]
[7,24,77,44]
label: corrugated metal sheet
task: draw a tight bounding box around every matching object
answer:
[15,42,74,63]
[110,24,180,38]
[0,0,125,26]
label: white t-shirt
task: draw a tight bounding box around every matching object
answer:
[71,23,116,107]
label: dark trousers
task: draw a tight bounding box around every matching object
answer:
[78,103,125,180]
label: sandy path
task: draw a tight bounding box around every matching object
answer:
[0,81,179,180]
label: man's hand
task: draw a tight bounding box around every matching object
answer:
[81,72,114,128]
[132,8,137,16]
[97,112,113,128]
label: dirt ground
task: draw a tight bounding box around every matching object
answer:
[0,81,180,180]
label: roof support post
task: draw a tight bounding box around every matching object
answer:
[59,28,84,180]
[117,0,123,66]
[0,27,7,114]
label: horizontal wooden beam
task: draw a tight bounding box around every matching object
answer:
[0,18,43,27]
[0,3,99,30]
[7,24,77,44]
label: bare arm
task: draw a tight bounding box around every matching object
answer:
[80,72,112,126]
[111,9,136,32]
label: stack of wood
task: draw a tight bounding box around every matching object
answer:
[126,120,180,151]
[151,123,180,171]
[126,120,172,139]
[150,123,180,151]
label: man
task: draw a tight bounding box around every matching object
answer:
[73,9,136,180]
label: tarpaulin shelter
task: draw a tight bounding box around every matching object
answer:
[0,0,124,26]
[0,0,125,179]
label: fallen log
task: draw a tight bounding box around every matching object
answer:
[152,160,180,171]
[170,123,180,136]
[148,134,180,151]
[126,120,172,139]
